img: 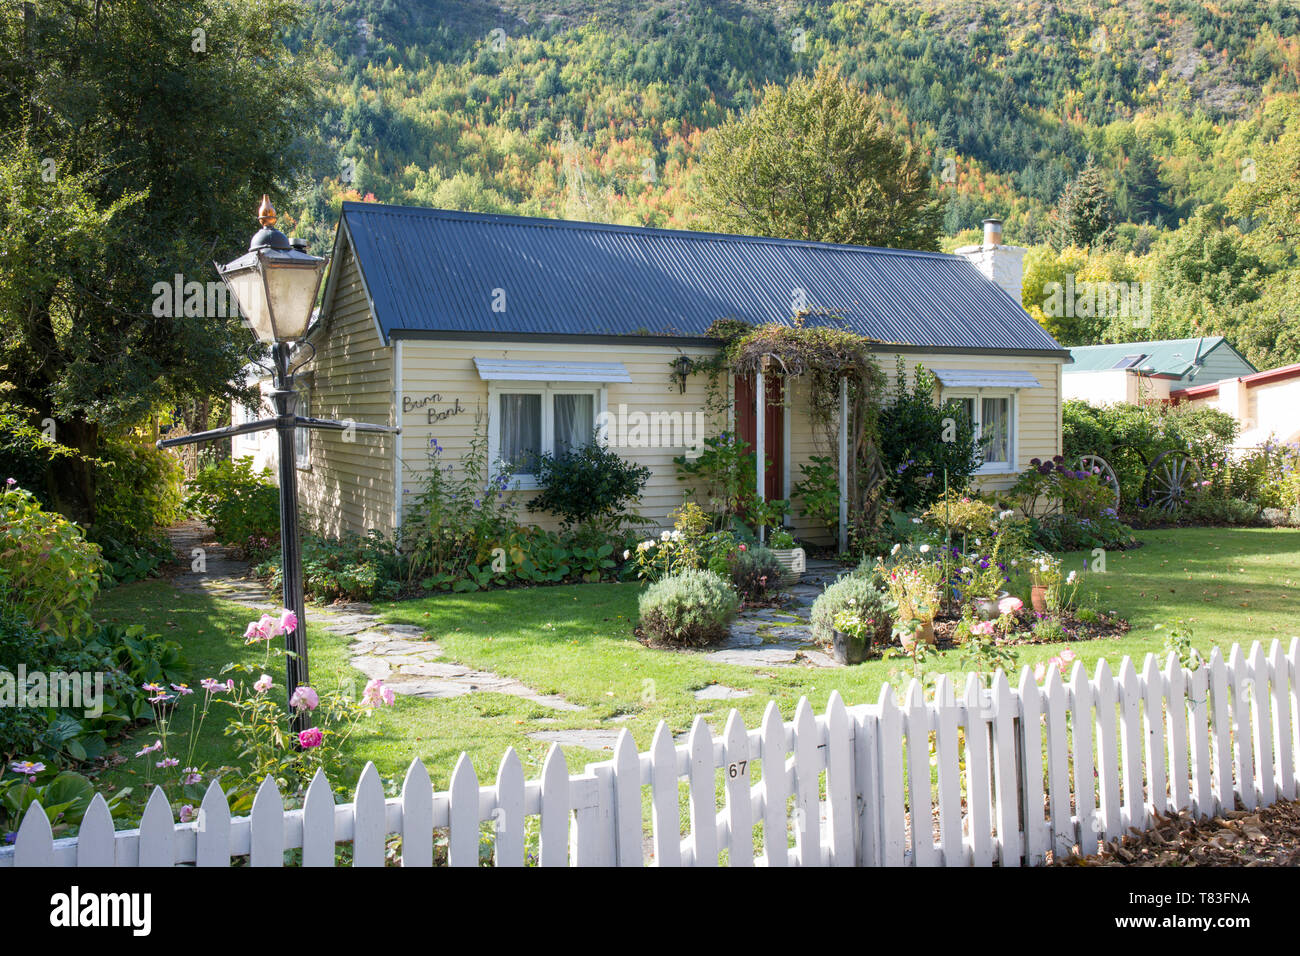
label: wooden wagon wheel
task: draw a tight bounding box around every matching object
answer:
[1142,450,1203,513]
[1075,454,1120,512]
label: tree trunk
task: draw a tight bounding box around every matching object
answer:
[46,413,98,525]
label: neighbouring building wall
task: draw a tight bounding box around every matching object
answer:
[1187,376,1300,448]
[394,338,722,537]
[1063,369,1171,405]
[296,250,396,538]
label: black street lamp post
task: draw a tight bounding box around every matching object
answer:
[159,197,398,732]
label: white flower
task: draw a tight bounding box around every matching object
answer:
[660,530,671,541]
[890,544,901,556]
[960,567,972,575]
[622,550,630,560]
[1066,570,1078,584]
[669,529,682,541]
[637,540,653,553]
[999,509,1014,520]
[973,538,981,547]
[1010,559,1018,567]
[919,544,930,553]
[911,517,922,524]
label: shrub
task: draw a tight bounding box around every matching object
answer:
[0,482,104,638]
[731,545,782,601]
[1061,399,1237,512]
[1180,496,1262,526]
[810,574,893,647]
[257,531,403,603]
[637,569,738,646]
[403,431,519,589]
[0,613,183,766]
[791,454,839,538]
[184,457,280,548]
[1011,457,1117,519]
[878,358,980,512]
[673,431,757,522]
[922,490,997,538]
[1028,512,1137,551]
[93,433,184,537]
[527,441,650,531]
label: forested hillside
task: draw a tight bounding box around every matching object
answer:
[282,0,1300,365]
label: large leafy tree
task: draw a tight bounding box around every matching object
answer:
[0,0,315,520]
[697,66,943,251]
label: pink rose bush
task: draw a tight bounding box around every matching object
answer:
[136,611,397,820]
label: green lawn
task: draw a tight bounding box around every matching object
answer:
[89,527,1300,819]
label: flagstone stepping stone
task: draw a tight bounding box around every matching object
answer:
[703,647,799,666]
[351,656,392,680]
[800,649,840,668]
[693,684,752,700]
[527,729,623,751]
[398,661,473,678]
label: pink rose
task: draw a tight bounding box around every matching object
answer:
[298,727,324,748]
[289,685,319,712]
[361,679,396,708]
[253,674,273,694]
[179,805,196,823]
[971,620,996,636]
[997,596,1023,616]
[278,609,298,635]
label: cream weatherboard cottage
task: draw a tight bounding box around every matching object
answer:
[232,205,1069,546]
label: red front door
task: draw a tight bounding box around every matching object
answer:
[735,374,784,500]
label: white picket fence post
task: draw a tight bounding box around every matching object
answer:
[2,638,1297,868]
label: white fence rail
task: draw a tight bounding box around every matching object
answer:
[3,638,1297,867]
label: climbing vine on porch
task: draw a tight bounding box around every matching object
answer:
[682,318,889,548]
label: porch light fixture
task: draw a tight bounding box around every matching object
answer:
[158,197,398,733]
[672,355,693,393]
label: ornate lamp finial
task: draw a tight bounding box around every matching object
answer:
[258,195,277,228]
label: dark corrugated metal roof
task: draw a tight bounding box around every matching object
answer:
[336,202,1065,353]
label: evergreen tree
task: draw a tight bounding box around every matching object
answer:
[1050,156,1117,250]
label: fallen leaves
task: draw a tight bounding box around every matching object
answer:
[1059,799,1300,867]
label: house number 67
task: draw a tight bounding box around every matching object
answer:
[727,761,748,778]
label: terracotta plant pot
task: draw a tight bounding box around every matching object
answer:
[830,628,870,665]
[899,619,936,650]
[1031,584,1048,614]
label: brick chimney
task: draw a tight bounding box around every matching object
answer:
[955,218,1026,307]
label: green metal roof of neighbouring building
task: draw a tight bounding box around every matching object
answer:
[1065,337,1257,381]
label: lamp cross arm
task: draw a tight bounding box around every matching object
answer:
[295,416,401,435]
[155,417,280,449]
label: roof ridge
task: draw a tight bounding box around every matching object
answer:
[340,200,960,261]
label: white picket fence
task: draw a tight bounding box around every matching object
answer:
[3,638,1297,867]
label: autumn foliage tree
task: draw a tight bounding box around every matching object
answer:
[697,66,943,251]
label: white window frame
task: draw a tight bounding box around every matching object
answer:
[942,387,1017,475]
[487,382,607,490]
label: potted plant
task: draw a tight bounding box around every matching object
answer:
[881,558,941,649]
[1027,551,1061,614]
[766,528,805,587]
[829,600,875,665]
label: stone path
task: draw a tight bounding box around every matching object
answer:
[166,523,857,735]
[697,558,850,671]
[165,522,584,712]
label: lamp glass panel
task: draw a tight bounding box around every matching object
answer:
[221,266,274,343]
[263,262,323,341]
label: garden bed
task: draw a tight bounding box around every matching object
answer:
[929,606,1130,649]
